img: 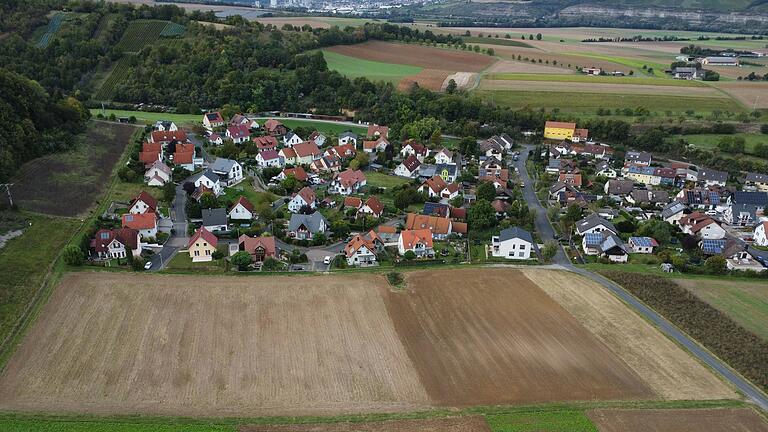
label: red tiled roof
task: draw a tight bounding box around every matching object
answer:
[363,196,384,215]
[283,167,308,182]
[174,150,194,164]
[333,169,366,188]
[367,124,389,138]
[142,142,162,153]
[230,196,254,213]
[238,235,276,257]
[401,155,421,172]
[295,186,316,205]
[140,150,160,165]
[399,229,433,250]
[151,130,187,143]
[122,213,157,230]
[254,136,278,150]
[545,121,577,130]
[344,196,362,208]
[294,141,321,158]
[422,175,448,194]
[264,119,284,133]
[91,228,139,253]
[130,191,158,212]
[188,227,218,248]
[405,213,452,235]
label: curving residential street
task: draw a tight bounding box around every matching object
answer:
[515,143,768,411]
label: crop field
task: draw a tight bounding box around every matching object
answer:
[94,55,134,101]
[485,73,706,87]
[479,80,722,97]
[587,408,768,432]
[461,36,533,48]
[114,20,172,53]
[522,269,735,400]
[35,12,65,48]
[324,41,495,90]
[241,417,491,431]
[675,278,768,341]
[322,50,423,84]
[711,81,768,109]
[477,90,743,115]
[11,122,139,216]
[0,268,741,419]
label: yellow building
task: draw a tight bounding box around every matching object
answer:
[187,227,218,263]
[544,121,577,140]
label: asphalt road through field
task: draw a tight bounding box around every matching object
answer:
[517,144,768,411]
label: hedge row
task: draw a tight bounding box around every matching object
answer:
[600,271,768,393]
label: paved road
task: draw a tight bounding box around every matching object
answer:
[515,145,568,265]
[149,182,188,271]
[516,143,768,411]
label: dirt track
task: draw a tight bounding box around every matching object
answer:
[240,416,491,432]
[325,41,495,72]
[587,408,768,432]
[523,269,735,400]
[385,269,653,406]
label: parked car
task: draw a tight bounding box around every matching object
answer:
[323,256,332,265]
[143,261,153,270]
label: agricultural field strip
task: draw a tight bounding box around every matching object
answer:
[324,41,494,72]
[522,269,736,400]
[484,73,706,86]
[321,50,422,82]
[587,408,768,432]
[479,80,725,97]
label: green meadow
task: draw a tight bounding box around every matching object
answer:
[321,50,422,83]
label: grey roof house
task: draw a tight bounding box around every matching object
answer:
[202,208,228,231]
[288,212,328,240]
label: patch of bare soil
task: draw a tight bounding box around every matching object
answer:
[11,121,138,216]
[587,408,768,432]
[398,69,451,91]
[384,268,654,406]
[522,268,735,400]
[239,416,491,432]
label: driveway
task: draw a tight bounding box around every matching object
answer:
[148,181,189,271]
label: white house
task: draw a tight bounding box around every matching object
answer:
[128,191,158,215]
[194,169,222,196]
[287,186,316,213]
[754,221,768,247]
[343,231,382,267]
[283,132,303,147]
[90,228,142,260]
[255,150,283,168]
[338,131,358,146]
[434,148,454,165]
[575,214,618,236]
[395,155,421,178]
[400,142,429,162]
[397,229,434,257]
[226,124,251,144]
[208,133,223,146]
[202,208,228,232]
[595,161,617,179]
[210,158,243,187]
[679,212,727,239]
[121,213,158,239]
[328,169,366,195]
[203,112,225,129]
[228,196,254,221]
[628,236,658,254]
[491,227,536,260]
[154,121,178,132]
[144,160,172,186]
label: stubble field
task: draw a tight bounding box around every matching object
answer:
[0,268,735,418]
[240,417,491,432]
[587,408,768,432]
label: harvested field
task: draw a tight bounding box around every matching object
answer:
[713,82,768,109]
[325,41,495,72]
[11,121,138,216]
[478,45,631,74]
[479,79,724,97]
[587,408,768,432]
[485,59,574,74]
[523,269,735,400]
[0,273,430,417]
[385,268,653,406]
[398,69,451,91]
[255,17,331,28]
[240,416,490,432]
[441,72,477,91]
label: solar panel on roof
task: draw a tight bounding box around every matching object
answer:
[631,237,653,247]
[585,232,602,246]
[701,239,725,254]
[709,192,720,204]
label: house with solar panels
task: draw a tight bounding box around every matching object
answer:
[723,191,768,226]
[582,231,629,263]
[628,237,658,254]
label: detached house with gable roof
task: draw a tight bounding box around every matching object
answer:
[210,157,243,187]
[144,160,172,186]
[367,124,389,139]
[288,212,328,240]
[229,196,255,221]
[283,131,303,147]
[745,173,768,192]
[256,149,282,168]
[698,168,728,187]
[359,196,385,218]
[400,142,429,162]
[338,131,358,146]
[193,169,222,196]
[344,231,384,266]
[264,119,287,137]
[226,124,251,144]
[122,213,158,239]
[203,112,225,129]
[398,229,434,257]
[723,191,767,226]
[188,227,218,262]
[491,227,537,260]
[288,186,317,213]
[328,169,366,195]
[575,214,617,236]
[128,191,158,215]
[395,155,421,178]
[236,235,277,262]
[90,228,141,260]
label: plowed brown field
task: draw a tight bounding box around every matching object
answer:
[384,269,653,406]
[325,41,495,72]
[587,408,768,432]
[240,416,491,432]
[0,273,430,417]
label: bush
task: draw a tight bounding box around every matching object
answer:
[386,272,404,288]
[600,271,768,393]
[231,251,252,271]
[63,245,84,266]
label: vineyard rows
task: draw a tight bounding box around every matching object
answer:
[94,56,133,101]
[160,22,186,37]
[35,13,65,48]
[114,20,168,53]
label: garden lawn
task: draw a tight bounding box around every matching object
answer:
[365,172,411,189]
[165,252,227,274]
[476,90,743,115]
[221,183,276,208]
[322,50,423,83]
[670,133,767,154]
[89,109,200,125]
